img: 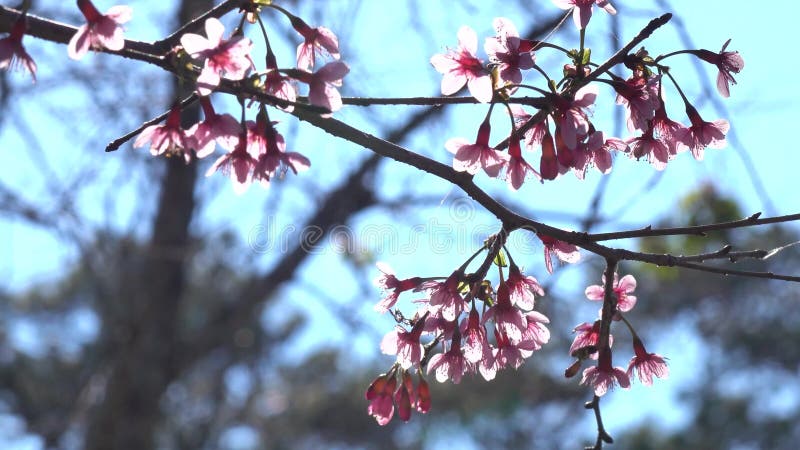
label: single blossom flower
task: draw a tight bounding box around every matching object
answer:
[133,103,193,162]
[68,0,132,60]
[365,372,396,426]
[585,273,638,313]
[394,378,412,422]
[627,337,669,386]
[626,125,670,171]
[692,39,744,98]
[522,311,551,349]
[613,74,660,133]
[289,61,349,114]
[373,262,423,313]
[380,313,428,370]
[511,106,548,151]
[569,321,603,359]
[539,124,560,181]
[180,18,255,96]
[572,131,627,179]
[552,0,617,30]
[651,101,690,156]
[684,104,729,161]
[288,14,340,71]
[505,264,545,310]
[483,282,527,344]
[263,50,297,112]
[427,329,470,384]
[484,17,535,86]
[415,374,431,413]
[189,96,241,158]
[554,83,598,150]
[445,119,508,177]
[205,130,258,195]
[580,349,630,396]
[538,233,580,274]
[246,113,310,185]
[505,137,541,190]
[430,26,493,103]
[417,271,466,321]
[460,306,492,364]
[0,14,37,81]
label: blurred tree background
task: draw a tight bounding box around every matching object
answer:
[1,1,799,449]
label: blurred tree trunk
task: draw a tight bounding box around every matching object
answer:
[84,1,210,448]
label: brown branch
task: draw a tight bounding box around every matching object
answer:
[587,212,800,241]
[585,395,613,450]
[339,95,549,108]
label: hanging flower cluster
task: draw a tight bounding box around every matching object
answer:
[429,2,742,189]
[367,240,556,425]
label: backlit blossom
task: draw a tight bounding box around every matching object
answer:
[415,375,431,413]
[291,61,349,114]
[693,39,744,98]
[652,102,689,155]
[614,74,660,132]
[585,273,638,313]
[538,233,580,274]
[246,113,310,185]
[205,131,257,195]
[381,314,427,370]
[133,104,193,162]
[511,106,548,151]
[0,14,37,81]
[460,307,492,364]
[287,14,340,71]
[685,104,729,161]
[572,131,626,179]
[180,18,254,96]
[263,50,297,112]
[626,125,670,171]
[522,311,551,349]
[430,26,493,103]
[365,373,396,426]
[484,17,535,86]
[627,337,669,386]
[505,138,541,190]
[373,262,423,313]
[445,120,507,177]
[68,0,132,60]
[539,124,559,180]
[505,264,544,310]
[417,272,466,321]
[552,0,617,30]
[581,350,630,396]
[483,282,526,343]
[569,321,603,359]
[427,329,470,384]
[554,84,598,150]
[189,96,240,158]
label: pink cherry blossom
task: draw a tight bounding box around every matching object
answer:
[245,113,310,186]
[522,311,551,349]
[538,233,580,274]
[394,380,412,422]
[614,74,660,133]
[554,84,598,150]
[585,273,638,313]
[415,375,431,413]
[180,18,254,96]
[483,283,527,344]
[652,102,690,155]
[295,61,350,115]
[417,272,466,321]
[569,321,602,359]
[506,264,544,310]
[288,14,340,71]
[430,26,493,103]
[552,0,617,30]
[380,315,427,370]
[205,131,258,195]
[68,0,132,60]
[511,106,548,151]
[460,307,492,364]
[0,14,37,81]
[427,329,470,384]
[685,104,729,161]
[581,349,630,396]
[627,337,669,386]
[133,104,193,162]
[693,39,744,98]
[572,131,627,179]
[539,124,559,181]
[505,137,541,190]
[492,328,530,370]
[626,125,670,171]
[445,120,508,177]
[421,313,458,341]
[373,262,423,313]
[365,373,396,426]
[189,96,240,158]
[484,17,535,86]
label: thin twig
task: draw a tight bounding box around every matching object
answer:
[105,94,198,152]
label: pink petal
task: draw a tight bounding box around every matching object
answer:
[204,17,225,46]
[456,26,478,54]
[68,26,91,60]
[467,75,493,103]
[180,33,211,55]
[105,5,133,23]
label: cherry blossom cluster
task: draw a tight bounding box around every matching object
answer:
[430,0,743,189]
[0,1,349,194]
[564,272,669,396]
[366,238,579,425]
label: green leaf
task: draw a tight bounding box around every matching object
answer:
[581,48,591,65]
[493,250,508,268]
